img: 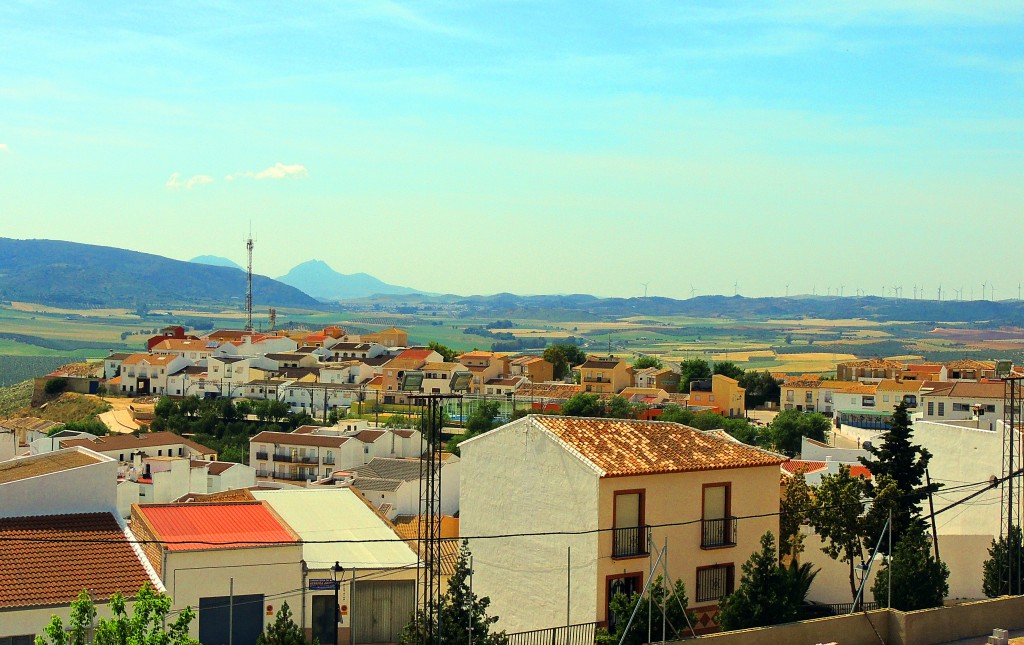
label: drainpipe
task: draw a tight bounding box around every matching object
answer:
[301,560,308,632]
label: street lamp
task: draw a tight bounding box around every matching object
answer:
[331,561,345,645]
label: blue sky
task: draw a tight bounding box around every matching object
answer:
[1,1,1022,299]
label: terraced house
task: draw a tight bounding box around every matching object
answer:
[461,415,786,635]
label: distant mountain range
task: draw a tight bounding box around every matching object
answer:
[0,239,320,309]
[190,255,244,271]
[276,259,426,300]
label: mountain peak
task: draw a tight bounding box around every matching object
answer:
[277,259,423,301]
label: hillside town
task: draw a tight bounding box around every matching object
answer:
[3,322,1024,645]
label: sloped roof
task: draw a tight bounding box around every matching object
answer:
[0,449,103,485]
[251,431,350,448]
[0,512,157,608]
[251,489,418,569]
[60,432,215,455]
[353,458,423,482]
[528,415,787,477]
[133,501,297,551]
[923,381,1004,399]
[781,460,827,476]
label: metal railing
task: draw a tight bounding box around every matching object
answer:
[701,516,737,548]
[272,471,317,482]
[612,525,648,558]
[506,622,598,645]
[272,453,294,462]
[254,451,269,460]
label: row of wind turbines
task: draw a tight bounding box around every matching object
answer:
[641,282,1022,301]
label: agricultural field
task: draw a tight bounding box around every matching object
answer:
[1,302,1022,390]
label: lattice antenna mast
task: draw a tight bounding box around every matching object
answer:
[245,233,254,332]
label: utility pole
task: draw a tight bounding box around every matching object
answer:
[245,233,254,332]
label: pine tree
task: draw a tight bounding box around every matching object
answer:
[596,576,696,645]
[399,541,507,645]
[779,471,812,561]
[858,400,940,554]
[257,602,313,645]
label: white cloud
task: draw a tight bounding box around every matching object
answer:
[226,162,308,181]
[166,172,214,190]
[0,144,8,153]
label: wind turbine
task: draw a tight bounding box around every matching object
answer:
[641,282,649,299]
[689,285,697,299]
[840,285,845,297]
[785,283,790,297]
[982,282,987,301]
[734,281,739,296]
[913,285,918,300]
[938,284,942,301]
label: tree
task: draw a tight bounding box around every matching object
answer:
[809,466,869,599]
[543,344,587,380]
[561,393,602,417]
[982,525,1024,597]
[35,584,197,645]
[767,410,830,457]
[257,602,313,645]
[44,377,68,395]
[399,541,507,645]
[60,419,109,437]
[429,341,458,363]
[738,370,781,409]
[858,401,939,554]
[718,532,798,630]
[633,355,663,370]
[780,472,813,561]
[596,576,696,645]
[677,358,712,394]
[604,395,634,419]
[871,527,948,610]
[466,401,501,435]
[713,361,744,380]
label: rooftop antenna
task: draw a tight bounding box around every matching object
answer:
[245,226,255,332]
[641,282,649,299]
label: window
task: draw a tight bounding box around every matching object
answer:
[607,573,642,629]
[862,396,875,407]
[953,403,970,412]
[882,395,890,402]
[612,490,647,558]
[786,390,794,402]
[696,564,734,603]
[987,404,997,413]
[702,483,735,548]
[938,402,945,416]
[927,401,934,415]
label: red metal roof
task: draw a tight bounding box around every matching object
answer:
[135,501,297,551]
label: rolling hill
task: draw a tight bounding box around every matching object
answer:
[0,238,321,309]
[277,259,425,300]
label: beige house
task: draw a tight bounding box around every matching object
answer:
[577,357,633,394]
[461,415,786,634]
[459,351,510,395]
[689,374,746,417]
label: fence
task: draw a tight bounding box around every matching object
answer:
[506,622,598,645]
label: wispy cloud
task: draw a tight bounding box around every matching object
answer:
[166,172,214,190]
[226,162,308,181]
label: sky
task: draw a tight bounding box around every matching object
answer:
[1,1,1022,299]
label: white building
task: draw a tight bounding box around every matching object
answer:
[115,454,257,517]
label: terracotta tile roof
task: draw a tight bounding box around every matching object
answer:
[0,450,103,485]
[848,465,873,480]
[923,381,1005,399]
[353,430,386,443]
[422,362,462,372]
[578,358,623,369]
[839,359,906,369]
[397,349,434,361]
[781,460,827,475]
[174,489,257,503]
[392,515,460,576]
[906,364,943,373]
[876,379,923,392]
[485,377,523,386]
[60,432,215,455]
[251,430,350,448]
[945,359,995,370]
[122,353,179,366]
[517,383,584,399]
[0,512,155,608]
[151,339,214,352]
[133,501,298,551]
[0,417,62,434]
[530,415,787,477]
[827,382,878,394]
[384,358,427,371]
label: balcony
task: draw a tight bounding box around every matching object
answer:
[297,455,319,464]
[583,376,609,383]
[323,457,336,465]
[272,453,294,463]
[612,525,649,558]
[254,451,269,460]
[701,517,737,549]
[273,471,317,482]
